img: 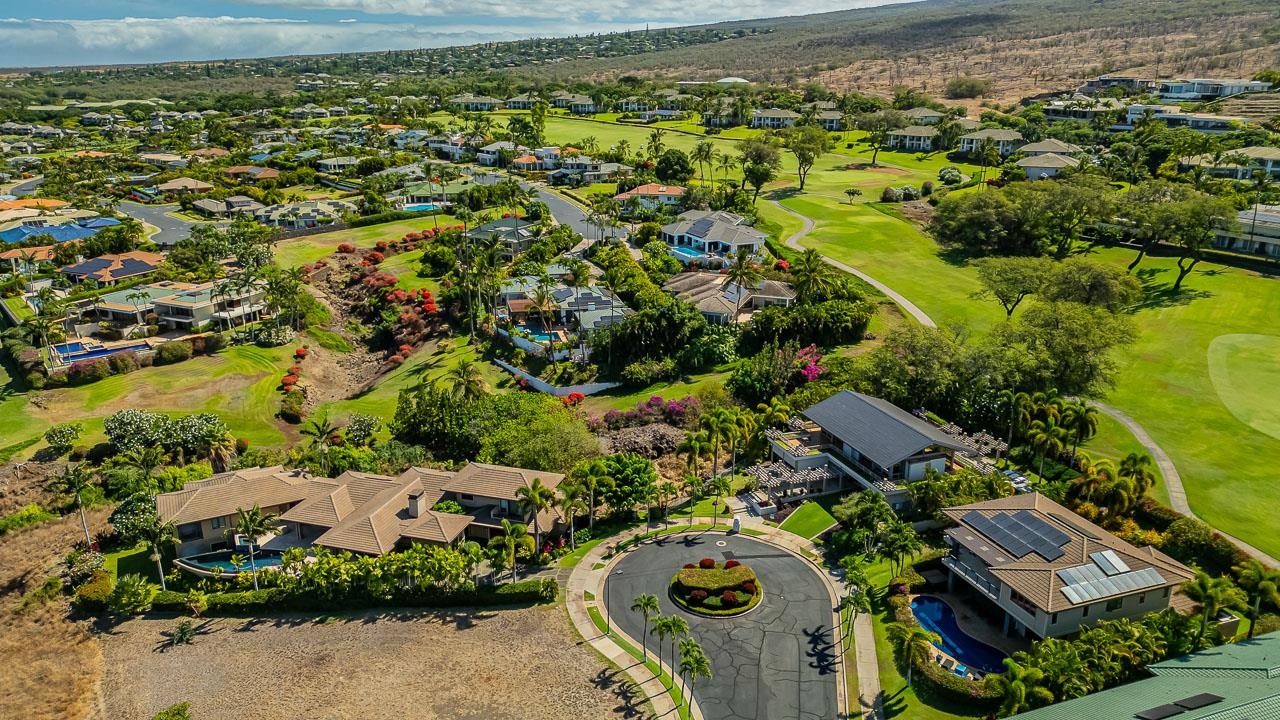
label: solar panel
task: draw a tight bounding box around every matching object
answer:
[1058,565,1165,604]
[1091,550,1132,575]
[1174,694,1223,710]
[1135,705,1185,720]
[689,218,715,237]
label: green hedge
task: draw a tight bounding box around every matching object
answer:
[148,578,557,615]
[350,209,440,228]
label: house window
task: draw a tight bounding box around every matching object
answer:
[177,522,202,541]
[1105,598,1123,612]
[211,516,225,530]
[459,493,473,500]
[1139,593,1147,605]
[1164,587,1171,598]
[1051,612,1058,625]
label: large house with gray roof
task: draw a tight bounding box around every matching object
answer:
[1011,631,1280,720]
[156,463,564,558]
[942,493,1194,639]
[660,209,767,264]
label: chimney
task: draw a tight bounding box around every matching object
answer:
[408,490,427,518]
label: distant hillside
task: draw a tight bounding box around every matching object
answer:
[522,0,1280,101]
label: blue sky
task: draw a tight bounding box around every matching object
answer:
[0,0,913,68]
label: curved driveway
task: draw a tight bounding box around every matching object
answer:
[604,533,837,720]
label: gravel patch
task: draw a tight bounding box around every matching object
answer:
[101,605,646,720]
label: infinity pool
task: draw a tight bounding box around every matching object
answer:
[670,245,709,261]
[54,342,151,364]
[911,595,1008,674]
[176,548,286,575]
[403,203,441,212]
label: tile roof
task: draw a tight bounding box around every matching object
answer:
[802,390,970,469]
[59,250,164,282]
[444,462,564,501]
[615,183,686,199]
[962,128,1025,141]
[1016,152,1081,169]
[1019,138,1084,154]
[157,467,340,526]
[943,493,1193,614]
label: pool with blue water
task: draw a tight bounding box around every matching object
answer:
[54,342,151,363]
[911,595,1008,674]
[403,203,440,212]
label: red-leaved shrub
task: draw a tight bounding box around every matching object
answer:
[742,580,757,595]
[721,590,739,607]
[337,243,355,253]
[683,563,697,569]
[724,559,741,569]
[690,589,708,603]
[699,558,715,569]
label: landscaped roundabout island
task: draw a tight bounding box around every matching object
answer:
[670,558,763,616]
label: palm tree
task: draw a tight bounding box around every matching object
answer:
[677,431,711,477]
[724,248,763,323]
[692,140,715,183]
[1183,570,1247,645]
[530,283,558,374]
[663,615,689,683]
[699,408,734,479]
[790,248,835,304]
[1027,417,1068,477]
[516,477,556,553]
[1118,452,1157,500]
[679,638,713,705]
[300,413,339,475]
[139,517,177,591]
[1235,559,1280,639]
[708,475,732,527]
[572,459,612,533]
[122,446,169,485]
[885,622,942,686]
[652,615,675,674]
[631,593,660,659]
[488,518,534,583]
[446,358,490,403]
[984,657,1054,716]
[48,464,95,547]
[1062,402,1099,459]
[716,152,738,190]
[1248,170,1273,241]
[557,482,588,550]
[975,138,1001,183]
[756,397,792,429]
[839,590,871,640]
[229,505,279,592]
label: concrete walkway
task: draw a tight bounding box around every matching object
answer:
[772,195,1278,568]
[563,517,874,719]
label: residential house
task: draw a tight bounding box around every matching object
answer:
[662,271,794,324]
[1157,78,1272,100]
[155,177,214,195]
[254,199,355,229]
[504,92,540,110]
[138,152,188,169]
[1078,75,1156,95]
[477,141,526,167]
[510,154,544,172]
[549,90,577,108]
[224,165,281,183]
[566,95,597,114]
[941,493,1193,639]
[152,281,267,331]
[549,155,633,185]
[428,135,472,161]
[701,98,740,128]
[84,280,199,325]
[1010,631,1280,720]
[750,108,800,129]
[191,195,265,218]
[613,183,685,212]
[887,126,939,152]
[1016,153,1081,180]
[903,107,945,125]
[1121,104,1248,133]
[1042,96,1127,123]
[397,180,468,205]
[660,209,767,262]
[449,94,503,112]
[617,96,652,113]
[189,148,230,160]
[0,244,55,275]
[1214,204,1280,259]
[59,250,165,286]
[393,130,440,150]
[1180,146,1280,179]
[1018,139,1083,157]
[814,110,846,132]
[958,129,1024,156]
[468,217,537,261]
[0,217,121,245]
[317,156,360,174]
[288,104,330,120]
[155,463,563,557]
[747,390,971,513]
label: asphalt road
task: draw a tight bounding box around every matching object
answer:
[603,533,838,720]
[117,200,204,246]
[470,170,626,242]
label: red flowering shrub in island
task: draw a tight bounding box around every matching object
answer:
[683,563,698,569]
[398,344,412,356]
[721,590,739,607]
[281,374,298,386]
[699,558,716,569]
[562,391,586,407]
[294,347,308,359]
[288,365,302,375]
[742,580,757,595]
[672,559,761,615]
[724,559,741,569]
[775,259,790,271]
[388,354,405,364]
[690,590,708,603]
[337,243,356,253]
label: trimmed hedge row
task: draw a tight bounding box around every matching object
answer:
[146,579,558,615]
[886,594,1002,707]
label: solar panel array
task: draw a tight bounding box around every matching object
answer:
[1058,563,1165,604]
[688,218,715,237]
[960,509,1070,562]
[1133,693,1224,720]
[1135,704,1186,720]
[1090,549,1131,576]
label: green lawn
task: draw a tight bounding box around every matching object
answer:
[778,498,838,539]
[580,370,732,414]
[378,249,443,294]
[104,544,159,582]
[273,214,457,269]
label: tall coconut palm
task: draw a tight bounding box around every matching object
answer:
[530,283,558,374]
[679,638,712,704]
[724,248,763,323]
[630,593,660,659]
[515,477,556,553]
[885,622,941,686]
[1062,402,1099,459]
[756,397,792,429]
[1118,452,1157,499]
[652,615,675,674]
[984,657,1054,716]
[139,517,177,591]
[122,446,169,485]
[691,140,715,183]
[839,590,871,641]
[48,464,95,547]
[488,518,533,583]
[663,615,689,683]
[790,249,835,304]
[1027,417,1068,478]
[998,389,1033,458]
[300,413,339,475]
[557,482,588,550]
[229,505,279,592]
[446,358,490,403]
[1235,559,1280,639]
[571,459,613,533]
[677,431,711,477]
[1183,570,1247,646]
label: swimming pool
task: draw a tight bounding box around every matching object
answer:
[52,341,87,355]
[55,342,150,364]
[911,596,1008,674]
[403,203,441,212]
[175,548,287,576]
[516,325,557,343]
[670,246,709,261]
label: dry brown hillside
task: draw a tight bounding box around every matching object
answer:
[524,0,1280,102]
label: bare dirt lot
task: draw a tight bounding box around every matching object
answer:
[100,605,645,720]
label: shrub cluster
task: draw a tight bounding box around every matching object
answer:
[148,579,558,614]
[596,394,702,431]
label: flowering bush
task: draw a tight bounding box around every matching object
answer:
[721,589,739,607]
[562,391,585,407]
[294,347,308,359]
[699,558,716,570]
[724,559,741,569]
[388,354,405,364]
[288,365,302,375]
[742,580,757,595]
[598,394,702,430]
[774,259,790,271]
[375,240,389,251]
[337,243,356,253]
[282,374,298,386]
[690,589,708,603]
[364,251,385,264]
[398,344,412,356]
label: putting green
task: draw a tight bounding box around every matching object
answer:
[1207,333,1280,440]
